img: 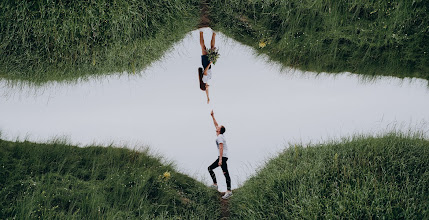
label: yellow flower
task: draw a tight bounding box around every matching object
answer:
[334,153,338,161]
[259,41,267,48]
[163,171,171,180]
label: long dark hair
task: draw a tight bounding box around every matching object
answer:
[198,67,206,91]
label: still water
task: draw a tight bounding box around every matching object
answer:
[1,28,429,191]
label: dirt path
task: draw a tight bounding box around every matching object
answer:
[198,0,211,28]
[219,192,230,220]
[199,1,228,218]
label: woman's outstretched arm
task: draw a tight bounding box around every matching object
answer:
[205,85,210,104]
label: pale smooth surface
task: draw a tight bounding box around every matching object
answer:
[1,28,429,191]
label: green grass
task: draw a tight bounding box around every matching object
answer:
[2,0,427,83]
[228,133,429,219]
[210,0,429,80]
[0,139,220,219]
[0,0,200,84]
[1,134,428,219]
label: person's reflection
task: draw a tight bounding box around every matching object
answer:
[199,30,216,104]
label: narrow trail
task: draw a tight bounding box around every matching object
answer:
[198,0,211,28]
[219,192,230,220]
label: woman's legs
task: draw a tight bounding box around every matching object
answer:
[200,31,208,55]
[210,32,216,49]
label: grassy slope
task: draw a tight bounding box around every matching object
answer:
[210,0,429,80]
[0,139,220,219]
[229,133,429,219]
[0,0,199,84]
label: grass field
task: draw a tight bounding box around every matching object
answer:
[0,139,220,219]
[210,0,429,79]
[1,0,427,83]
[0,0,200,84]
[1,133,428,218]
[228,133,429,219]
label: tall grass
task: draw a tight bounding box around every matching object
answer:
[210,0,429,80]
[0,0,200,84]
[0,139,220,219]
[228,133,429,219]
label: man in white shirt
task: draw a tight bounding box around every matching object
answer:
[208,110,232,199]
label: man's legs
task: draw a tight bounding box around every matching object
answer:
[220,157,231,191]
[208,158,219,185]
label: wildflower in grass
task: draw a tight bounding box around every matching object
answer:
[259,40,267,48]
[206,47,220,64]
[163,171,171,180]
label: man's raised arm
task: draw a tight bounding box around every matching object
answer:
[210,110,219,128]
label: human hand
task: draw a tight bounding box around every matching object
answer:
[218,159,222,166]
[211,110,214,116]
[207,98,210,104]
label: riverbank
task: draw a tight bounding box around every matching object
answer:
[210,0,429,80]
[228,132,429,219]
[0,0,200,84]
[0,139,220,219]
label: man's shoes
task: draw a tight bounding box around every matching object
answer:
[209,184,218,190]
[222,191,233,199]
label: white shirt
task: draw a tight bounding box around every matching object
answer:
[202,69,212,83]
[216,134,228,158]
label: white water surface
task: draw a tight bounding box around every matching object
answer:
[1,28,429,191]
